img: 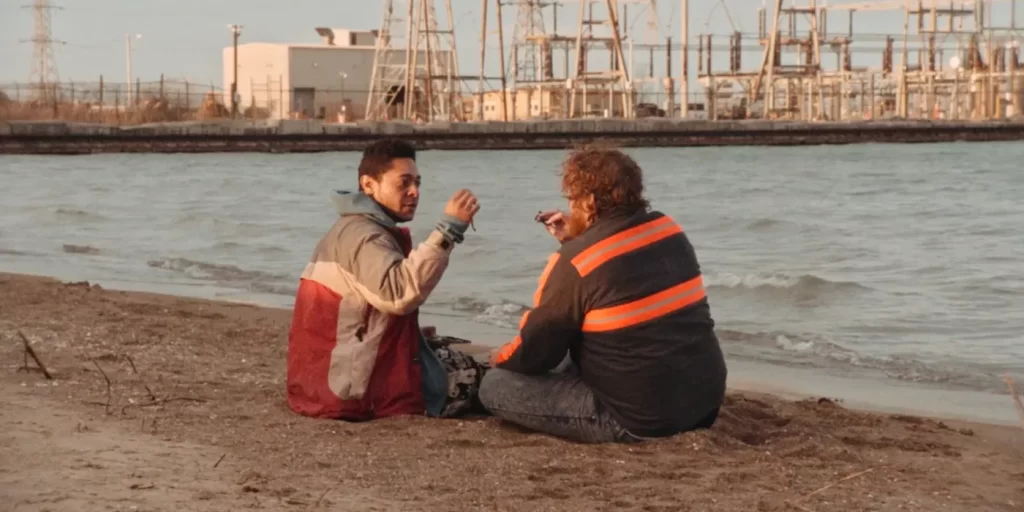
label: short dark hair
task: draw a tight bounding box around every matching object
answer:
[358,138,417,190]
[560,144,650,217]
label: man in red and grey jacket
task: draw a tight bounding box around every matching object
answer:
[480,145,728,443]
[286,139,484,421]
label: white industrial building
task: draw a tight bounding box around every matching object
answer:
[222,27,454,121]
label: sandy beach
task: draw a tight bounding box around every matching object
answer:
[1,272,1022,512]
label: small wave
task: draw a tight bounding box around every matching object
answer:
[717,329,1008,393]
[212,241,289,254]
[438,295,1008,393]
[704,272,870,303]
[448,296,529,328]
[147,257,294,296]
[0,248,30,256]
[62,244,101,255]
[746,218,786,230]
[54,208,104,220]
[148,257,288,282]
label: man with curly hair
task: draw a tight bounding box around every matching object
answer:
[479,145,727,443]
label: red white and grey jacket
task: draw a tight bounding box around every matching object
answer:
[494,209,728,437]
[286,190,465,420]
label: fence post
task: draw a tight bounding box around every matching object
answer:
[185,80,191,112]
[159,73,165,100]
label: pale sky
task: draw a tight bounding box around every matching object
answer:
[0,1,1017,88]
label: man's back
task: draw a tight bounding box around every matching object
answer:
[559,209,727,437]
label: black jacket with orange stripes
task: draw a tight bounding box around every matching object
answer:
[493,208,728,438]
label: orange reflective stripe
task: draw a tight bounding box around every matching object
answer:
[533,253,560,306]
[495,336,521,364]
[496,253,560,365]
[582,276,706,333]
[518,310,530,330]
[571,216,682,277]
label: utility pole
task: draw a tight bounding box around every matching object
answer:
[478,0,489,120]
[680,0,688,118]
[228,24,242,118]
[496,0,509,121]
[125,33,140,107]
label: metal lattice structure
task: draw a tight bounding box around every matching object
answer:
[26,0,62,103]
[512,0,549,83]
[697,0,1022,121]
[366,0,464,121]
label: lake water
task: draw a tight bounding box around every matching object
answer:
[2,142,1022,397]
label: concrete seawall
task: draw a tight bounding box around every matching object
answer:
[3,118,1024,154]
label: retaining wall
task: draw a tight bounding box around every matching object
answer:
[2,118,1024,154]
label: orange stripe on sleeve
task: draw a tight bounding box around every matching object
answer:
[571,216,682,277]
[532,253,560,306]
[582,275,706,333]
[495,336,521,365]
[518,310,530,330]
[495,253,560,366]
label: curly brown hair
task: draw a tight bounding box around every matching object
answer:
[560,143,650,217]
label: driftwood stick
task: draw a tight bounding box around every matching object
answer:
[312,484,337,508]
[92,360,113,415]
[799,467,875,501]
[1004,376,1024,432]
[17,329,53,380]
[123,354,157,401]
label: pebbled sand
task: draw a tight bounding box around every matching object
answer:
[1,272,1023,512]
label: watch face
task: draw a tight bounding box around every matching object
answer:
[440,239,451,250]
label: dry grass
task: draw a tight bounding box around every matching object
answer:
[0,96,229,125]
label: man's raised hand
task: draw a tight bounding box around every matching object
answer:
[444,189,480,224]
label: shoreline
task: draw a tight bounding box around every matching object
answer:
[4,118,1024,154]
[2,271,1023,511]
[3,269,1020,428]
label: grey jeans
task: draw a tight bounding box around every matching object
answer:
[478,358,639,443]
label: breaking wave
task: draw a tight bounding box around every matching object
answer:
[703,272,871,304]
[146,257,296,296]
[704,272,869,293]
[442,295,1006,393]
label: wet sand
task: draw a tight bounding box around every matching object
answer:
[1,272,1022,511]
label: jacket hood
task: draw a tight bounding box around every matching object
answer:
[330,190,397,228]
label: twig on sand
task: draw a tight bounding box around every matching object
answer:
[16,329,53,380]
[84,354,206,416]
[786,502,814,512]
[312,484,338,509]
[123,354,157,401]
[92,360,113,415]
[804,467,875,500]
[1003,376,1024,432]
[213,453,227,468]
[786,467,875,510]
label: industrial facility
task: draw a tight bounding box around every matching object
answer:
[216,0,1023,123]
[698,0,1023,121]
[221,28,451,121]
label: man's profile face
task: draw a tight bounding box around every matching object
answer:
[361,158,421,222]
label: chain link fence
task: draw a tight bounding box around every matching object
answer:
[0,77,713,125]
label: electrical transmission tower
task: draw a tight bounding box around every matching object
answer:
[25,0,63,103]
[512,0,549,83]
[366,0,463,122]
